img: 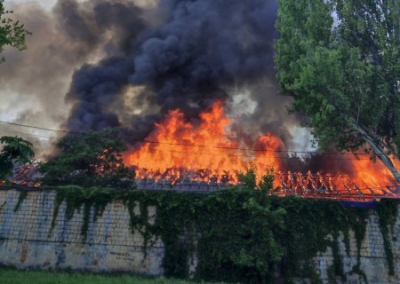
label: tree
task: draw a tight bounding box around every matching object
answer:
[275,0,400,182]
[40,130,135,189]
[238,166,276,193]
[0,0,30,62]
[0,136,34,181]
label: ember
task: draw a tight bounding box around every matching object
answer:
[0,162,42,188]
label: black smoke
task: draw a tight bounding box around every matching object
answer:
[130,0,278,111]
[65,0,288,144]
[62,0,147,132]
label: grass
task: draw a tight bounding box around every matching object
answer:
[0,269,222,284]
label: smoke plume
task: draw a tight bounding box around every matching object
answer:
[64,0,302,145]
[1,0,311,156]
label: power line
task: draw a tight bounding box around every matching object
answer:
[0,119,391,159]
[142,140,372,156]
[140,142,374,160]
[0,120,73,133]
[0,126,54,140]
[0,120,354,155]
[138,146,374,161]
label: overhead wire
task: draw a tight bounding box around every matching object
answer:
[0,120,71,133]
[0,120,390,161]
[142,146,374,161]
[1,121,398,193]
[0,126,55,139]
[142,140,372,157]
[0,124,397,191]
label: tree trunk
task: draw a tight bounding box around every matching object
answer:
[353,123,400,184]
[331,103,400,184]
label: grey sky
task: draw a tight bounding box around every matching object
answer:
[7,0,58,10]
[0,0,160,157]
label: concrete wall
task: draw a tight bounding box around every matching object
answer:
[0,189,163,275]
[0,188,399,283]
[315,213,400,284]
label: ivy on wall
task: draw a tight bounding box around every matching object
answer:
[13,190,27,212]
[48,186,113,239]
[11,182,396,283]
[377,199,399,275]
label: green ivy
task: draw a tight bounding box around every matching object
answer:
[120,190,162,251]
[49,186,114,240]
[46,184,398,283]
[377,199,398,275]
[14,190,28,212]
[0,200,6,212]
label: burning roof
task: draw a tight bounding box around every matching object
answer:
[6,101,398,203]
[0,162,42,188]
[2,1,399,203]
[124,100,400,200]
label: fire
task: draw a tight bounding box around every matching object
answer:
[1,100,398,201]
[125,101,283,184]
[345,156,399,195]
[125,100,400,199]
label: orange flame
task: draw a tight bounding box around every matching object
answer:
[346,155,399,195]
[125,101,400,197]
[125,101,282,184]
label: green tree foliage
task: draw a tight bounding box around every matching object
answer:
[238,166,276,193]
[0,0,30,62]
[275,0,400,182]
[0,136,34,180]
[40,130,135,190]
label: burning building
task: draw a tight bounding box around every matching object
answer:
[122,99,400,201]
[2,0,400,201]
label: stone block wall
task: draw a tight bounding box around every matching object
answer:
[314,211,400,284]
[0,189,163,275]
[0,188,399,283]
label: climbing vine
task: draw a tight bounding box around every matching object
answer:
[14,190,28,212]
[45,182,398,283]
[0,200,6,212]
[49,186,114,240]
[377,199,398,276]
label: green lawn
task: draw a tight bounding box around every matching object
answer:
[0,269,222,284]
